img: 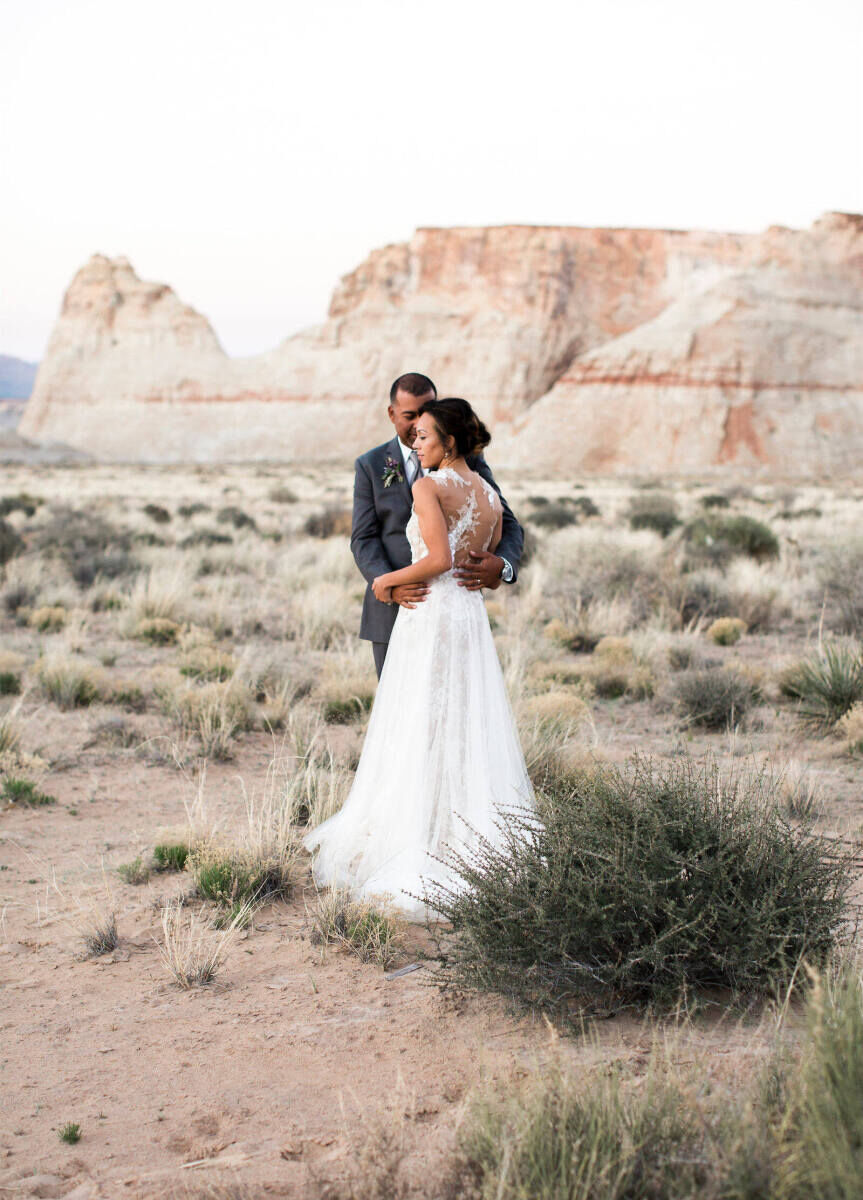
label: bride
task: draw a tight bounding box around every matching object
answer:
[303,397,535,920]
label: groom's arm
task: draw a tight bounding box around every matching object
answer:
[471,456,524,581]
[350,457,394,586]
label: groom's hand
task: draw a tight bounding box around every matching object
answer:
[454,551,504,591]
[391,582,430,608]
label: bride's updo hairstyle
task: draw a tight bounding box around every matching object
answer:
[417,397,492,458]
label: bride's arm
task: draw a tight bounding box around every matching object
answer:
[372,479,451,602]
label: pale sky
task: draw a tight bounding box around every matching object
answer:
[1,0,861,362]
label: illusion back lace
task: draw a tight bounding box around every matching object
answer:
[406,466,502,567]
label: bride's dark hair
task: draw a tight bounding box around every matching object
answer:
[417,397,492,457]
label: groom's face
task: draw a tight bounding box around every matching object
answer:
[388,388,434,446]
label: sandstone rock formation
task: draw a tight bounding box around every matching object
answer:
[20,213,863,473]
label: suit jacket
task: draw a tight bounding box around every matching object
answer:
[351,435,524,643]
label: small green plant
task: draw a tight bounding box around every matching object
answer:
[2,776,56,806]
[781,641,863,728]
[673,666,755,729]
[0,671,22,696]
[217,505,256,530]
[310,889,404,970]
[58,1122,81,1144]
[117,856,150,884]
[268,484,298,503]
[323,695,373,724]
[152,842,190,872]
[189,843,293,908]
[707,616,747,645]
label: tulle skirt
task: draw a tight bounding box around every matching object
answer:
[303,570,535,921]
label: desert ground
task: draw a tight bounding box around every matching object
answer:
[1,461,862,1199]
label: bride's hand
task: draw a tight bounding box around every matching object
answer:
[372,575,394,603]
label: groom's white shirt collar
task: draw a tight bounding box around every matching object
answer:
[397,437,425,476]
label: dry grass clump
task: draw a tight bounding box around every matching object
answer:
[816,537,863,635]
[132,616,181,645]
[28,505,137,586]
[179,644,235,682]
[426,755,852,1013]
[123,567,189,628]
[117,856,151,885]
[627,489,680,537]
[309,888,405,971]
[31,654,104,709]
[836,703,863,756]
[673,666,756,729]
[28,604,67,632]
[157,898,248,987]
[157,678,254,759]
[0,707,23,756]
[707,616,747,645]
[80,909,119,958]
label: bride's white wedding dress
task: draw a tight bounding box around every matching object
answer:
[304,466,534,920]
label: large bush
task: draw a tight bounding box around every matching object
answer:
[28,506,137,586]
[684,513,780,565]
[427,757,852,1012]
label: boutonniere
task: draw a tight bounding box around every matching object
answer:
[381,455,404,487]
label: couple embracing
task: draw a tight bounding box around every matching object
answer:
[304,374,535,920]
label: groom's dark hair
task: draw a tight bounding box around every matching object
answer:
[389,373,437,404]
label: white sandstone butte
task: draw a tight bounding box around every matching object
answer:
[19,212,863,474]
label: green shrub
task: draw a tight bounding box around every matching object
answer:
[189,844,292,906]
[33,656,102,709]
[58,1122,81,1145]
[0,493,42,518]
[0,671,21,696]
[627,492,680,538]
[684,514,780,565]
[117,856,150,884]
[132,617,180,645]
[529,502,579,530]
[310,889,404,970]
[2,777,56,806]
[29,507,137,586]
[152,842,190,872]
[217,505,256,530]
[0,518,23,565]
[707,616,747,645]
[673,666,755,728]
[177,502,210,518]
[324,695,373,724]
[700,492,731,509]
[179,529,233,548]
[142,503,171,524]
[780,641,863,727]
[426,756,851,1012]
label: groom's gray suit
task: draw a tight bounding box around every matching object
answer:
[351,435,524,671]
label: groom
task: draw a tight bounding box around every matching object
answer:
[351,372,524,677]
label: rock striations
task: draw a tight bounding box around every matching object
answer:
[19,213,863,473]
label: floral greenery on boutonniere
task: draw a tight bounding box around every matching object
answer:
[381,455,405,487]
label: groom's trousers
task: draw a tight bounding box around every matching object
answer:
[372,641,389,679]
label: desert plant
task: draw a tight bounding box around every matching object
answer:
[2,776,56,806]
[32,655,102,709]
[0,517,23,565]
[153,842,190,872]
[707,616,747,645]
[180,529,233,548]
[132,616,181,645]
[816,538,863,635]
[217,505,256,530]
[529,501,579,530]
[700,492,731,509]
[309,888,404,971]
[157,898,247,987]
[837,703,863,755]
[0,492,41,518]
[142,503,171,524]
[28,604,67,632]
[177,502,210,517]
[324,695,373,724]
[268,484,298,503]
[0,671,21,696]
[684,513,780,565]
[179,645,235,682]
[80,910,119,958]
[303,508,352,539]
[58,1122,81,1145]
[627,491,680,537]
[780,963,863,1199]
[125,567,188,627]
[0,709,23,756]
[426,756,852,1012]
[29,506,137,586]
[117,856,150,885]
[158,679,254,759]
[673,666,755,729]
[780,641,863,727]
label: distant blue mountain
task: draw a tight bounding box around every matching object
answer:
[0,355,38,399]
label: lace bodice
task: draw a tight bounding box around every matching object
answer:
[406,467,502,568]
